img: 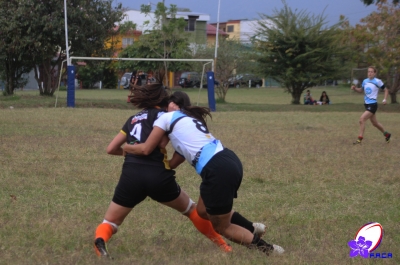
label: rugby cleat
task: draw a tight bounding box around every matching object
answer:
[219,243,233,253]
[94,238,111,258]
[385,133,391,143]
[253,223,266,238]
[272,244,285,254]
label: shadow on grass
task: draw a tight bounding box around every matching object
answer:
[1,94,400,113]
[215,102,400,113]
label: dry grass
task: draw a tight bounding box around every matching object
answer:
[0,91,399,264]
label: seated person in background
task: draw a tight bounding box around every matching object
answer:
[316,91,330,105]
[304,90,316,105]
[130,70,138,86]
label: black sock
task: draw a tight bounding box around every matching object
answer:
[231,211,254,233]
[251,235,274,255]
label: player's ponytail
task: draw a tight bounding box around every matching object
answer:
[169,91,212,128]
[129,83,170,109]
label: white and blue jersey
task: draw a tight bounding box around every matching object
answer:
[154,111,224,174]
[361,78,384,104]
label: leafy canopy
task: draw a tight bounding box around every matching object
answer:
[348,1,400,103]
[254,2,344,104]
[194,38,261,102]
[118,3,191,84]
[361,0,399,5]
[0,0,125,96]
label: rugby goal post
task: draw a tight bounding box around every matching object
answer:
[63,56,216,110]
[351,68,368,87]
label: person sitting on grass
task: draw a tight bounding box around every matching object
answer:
[304,90,316,105]
[316,91,330,105]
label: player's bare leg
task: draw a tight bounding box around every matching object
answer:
[354,111,373,144]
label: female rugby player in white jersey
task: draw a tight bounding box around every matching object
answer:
[124,91,284,256]
[94,85,231,258]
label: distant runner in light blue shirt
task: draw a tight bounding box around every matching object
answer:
[351,66,391,144]
[361,76,383,104]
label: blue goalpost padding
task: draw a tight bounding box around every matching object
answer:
[67,65,76,107]
[206,71,216,112]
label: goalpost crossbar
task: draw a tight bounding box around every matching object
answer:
[69,57,214,71]
[59,57,216,109]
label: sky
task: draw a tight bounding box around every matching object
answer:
[115,0,378,26]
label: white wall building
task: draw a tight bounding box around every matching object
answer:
[240,19,273,44]
[122,9,156,32]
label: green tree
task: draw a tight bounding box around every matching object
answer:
[254,2,344,104]
[347,1,400,103]
[76,62,116,89]
[0,1,35,95]
[361,0,399,5]
[194,38,259,102]
[117,39,191,84]
[135,2,191,85]
[0,0,124,96]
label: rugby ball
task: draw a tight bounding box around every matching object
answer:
[354,222,383,252]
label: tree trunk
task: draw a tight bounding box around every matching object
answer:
[36,58,59,96]
[5,57,15,95]
[215,84,227,102]
[389,92,397,104]
[163,61,168,87]
[291,88,303,104]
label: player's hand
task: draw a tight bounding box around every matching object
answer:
[351,85,355,90]
[382,99,387,105]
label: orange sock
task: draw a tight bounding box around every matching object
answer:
[188,208,227,247]
[95,223,114,242]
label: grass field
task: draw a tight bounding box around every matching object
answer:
[0,87,399,264]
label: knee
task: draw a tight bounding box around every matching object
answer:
[211,223,226,235]
[371,121,379,127]
[181,199,195,216]
[210,220,229,235]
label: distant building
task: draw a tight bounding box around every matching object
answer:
[210,19,272,44]
[105,25,142,56]
[121,9,211,47]
[206,24,228,47]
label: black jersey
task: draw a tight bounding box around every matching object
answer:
[121,108,169,167]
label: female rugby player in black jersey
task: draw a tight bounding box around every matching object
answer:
[124,91,284,256]
[94,84,231,258]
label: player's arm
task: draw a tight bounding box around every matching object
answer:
[351,85,362,93]
[382,87,388,105]
[123,126,165,156]
[159,134,169,149]
[106,131,126,156]
[169,151,185,169]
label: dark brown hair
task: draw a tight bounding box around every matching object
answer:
[128,83,170,109]
[169,91,212,127]
[368,66,377,73]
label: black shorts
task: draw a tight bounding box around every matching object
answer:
[200,148,243,215]
[112,163,181,208]
[364,103,378,114]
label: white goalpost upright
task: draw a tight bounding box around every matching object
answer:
[351,68,369,87]
[60,56,216,109]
